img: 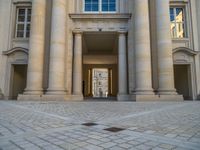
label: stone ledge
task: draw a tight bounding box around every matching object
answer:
[69,13,132,20]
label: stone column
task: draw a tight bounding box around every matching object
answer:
[134,0,154,96]
[155,0,182,100]
[22,0,46,97]
[46,0,67,96]
[117,30,129,101]
[72,30,83,100]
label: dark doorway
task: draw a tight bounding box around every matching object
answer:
[174,65,192,100]
[12,65,27,99]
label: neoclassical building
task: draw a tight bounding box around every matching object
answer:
[0,0,200,101]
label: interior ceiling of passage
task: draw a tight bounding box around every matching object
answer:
[83,32,118,54]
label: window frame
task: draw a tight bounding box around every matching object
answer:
[170,6,187,38]
[83,0,117,13]
[15,7,31,38]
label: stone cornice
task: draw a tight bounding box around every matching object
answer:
[69,13,132,20]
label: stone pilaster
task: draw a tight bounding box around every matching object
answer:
[155,0,183,100]
[72,30,83,100]
[134,0,154,98]
[117,30,129,101]
[46,0,67,97]
[18,0,46,100]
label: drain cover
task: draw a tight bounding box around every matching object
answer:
[82,123,98,126]
[104,127,125,132]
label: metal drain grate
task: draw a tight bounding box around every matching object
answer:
[82,123,98,126]
[104,127,125,132]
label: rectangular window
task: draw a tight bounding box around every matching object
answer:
[84,0,116,13]
[170,7,187,38]
[102,0,116,12]
[16,7,31,38]
[85,0,99,12]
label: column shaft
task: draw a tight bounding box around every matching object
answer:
[134,0,154,94]
[47,0,67,95]
[156,0,177,94]
[117,31,128,100]
[73,31,83,98]
[24,0,46,95]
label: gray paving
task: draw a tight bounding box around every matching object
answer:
[0,100,200,150]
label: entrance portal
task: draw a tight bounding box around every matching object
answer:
[82,32,118,99]
[174,65,192,100]
[92,68,108,98]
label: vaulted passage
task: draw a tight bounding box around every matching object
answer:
[82,32,118,99]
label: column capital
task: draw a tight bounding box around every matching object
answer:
[73,29,83,35]
[118,30,127,35]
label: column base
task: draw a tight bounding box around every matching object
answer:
[156,94,183,101]
[71,94,84,101]
[46,90,66,95]
[130,94,183,101]
[23,89,43,95]
[17,94,42,101]
[42,94,67,101]
[157,89,178,95]
[117,94,131,101]
[18,94,84,101]
[134,89,155,95]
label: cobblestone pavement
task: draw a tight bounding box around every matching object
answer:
[0,100,200,150]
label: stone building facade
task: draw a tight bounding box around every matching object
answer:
[0,0,200,101]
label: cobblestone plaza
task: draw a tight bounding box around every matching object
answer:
[0,101,200,150]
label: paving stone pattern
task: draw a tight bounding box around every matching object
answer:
[0,101,200,150]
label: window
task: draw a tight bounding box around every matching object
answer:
[85,0,99,12]
[84,0,116,12]
[102,0,116,12]
[15,7,31,38]
[170,7,187,38]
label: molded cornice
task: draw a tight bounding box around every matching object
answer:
[3,47,28,55]
[173,47,199,56]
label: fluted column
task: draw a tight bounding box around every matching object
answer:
[72,30,83,99]
[155,0,177,95]
[134,0,154,95]
[46,0,67,95]
[24,0,46,95]
[117,30,128,101]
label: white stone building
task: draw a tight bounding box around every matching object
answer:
[0,0,200,101]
